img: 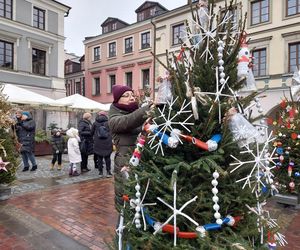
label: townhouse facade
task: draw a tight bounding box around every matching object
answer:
[83,1,168,103]
[0,0,70,99]
[64,54,85,96]
[213,0,300,114]
[83,0,300,115]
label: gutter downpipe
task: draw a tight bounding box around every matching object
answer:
[150,17,156,100]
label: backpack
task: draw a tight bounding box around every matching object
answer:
[96,124,109,139]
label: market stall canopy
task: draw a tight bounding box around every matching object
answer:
[55,94,110,111]
[1,83,58,106]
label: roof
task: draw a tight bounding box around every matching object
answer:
[55,94,111,111]
[51,0,71,9]
[65,57,81,64]
[135,1,168,13]
[1,83,58,106]
[101,17,129,27]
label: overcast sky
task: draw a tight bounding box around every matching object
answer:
[59,0,187,56]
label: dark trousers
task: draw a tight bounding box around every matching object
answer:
[80,153,97,170]
[95,154,111,172]
[51,153,62,165]
[21,151,37,168]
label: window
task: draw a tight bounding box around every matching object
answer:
[125,72,133,88]
[92,77,100,96]
[142,69,150,89]
[94,46,100,61]
[32,48,46,75]
[108,42,116,57]
[65,81,70,96]
[251,0,269,25]
[0,0,12,19]
[150,7,156,16]
[138,12,144,21]
[252,48,266,77]
[82,78,85,96]
[141,32,150,49]
[125,37,133,53]
[289,42,300,72]
[33,7,45,30]
[76,82,81,94]
[287,0,300,16]
[109,74,116,93]
[172,23,185,45]
[0,40,13,69]
[65,64,72,74]
[112,23,117,30]
[103,26,108,33]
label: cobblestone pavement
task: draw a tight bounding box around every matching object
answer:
[10,154,114,195]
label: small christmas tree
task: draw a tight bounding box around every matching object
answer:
[0,84,19,184]
[114,1,286,249]
[269,97,300,195]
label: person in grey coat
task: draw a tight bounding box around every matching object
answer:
[91,111,113,178]
[108,85,152,206]
[15,111,38,172]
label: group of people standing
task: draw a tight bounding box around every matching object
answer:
[13,83,154,209]
[67,111,113,177]
[13,109,113,178]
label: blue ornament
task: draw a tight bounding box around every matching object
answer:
[295,172,300,177]
[276,147,283,155]
[262,185,268,193]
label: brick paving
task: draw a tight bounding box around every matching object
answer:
[0,154,117,250]
[1,179,117,250]
[1,154,300,249]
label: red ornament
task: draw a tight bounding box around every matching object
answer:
[280,99,287,109]
[291,133,298,140]
[267,117,273,125]
[289,108,295,118]
[122,195,129,202]
[176,48,185,61]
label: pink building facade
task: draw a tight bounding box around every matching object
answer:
[84,21,155,103]
[83,1,169,104]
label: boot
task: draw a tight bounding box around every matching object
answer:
[99,169,103,178]
[30,165,37,171]
[57,164,62,170]
[50,163,54,170]
[106,168,112,178]
[22,166,29,172]
[72,170,80,176]
[69,165,73,176]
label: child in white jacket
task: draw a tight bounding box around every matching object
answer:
[66,127,81,176]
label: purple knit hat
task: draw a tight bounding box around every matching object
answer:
[112,85,133,103]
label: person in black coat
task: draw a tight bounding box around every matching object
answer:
[16,111,38,172]
[91,112,113,177]
[50,129,65,170]
[78,112,95,172]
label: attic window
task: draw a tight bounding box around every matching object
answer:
[103,26,108,33]
[138,12,144,21]
[112,23,117,30]
[150,7,156,16]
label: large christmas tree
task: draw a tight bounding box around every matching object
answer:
[0,85,18,184]
[269,97,300,195]
[114,1,286,249]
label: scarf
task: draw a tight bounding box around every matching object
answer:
[113,102,139,113]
